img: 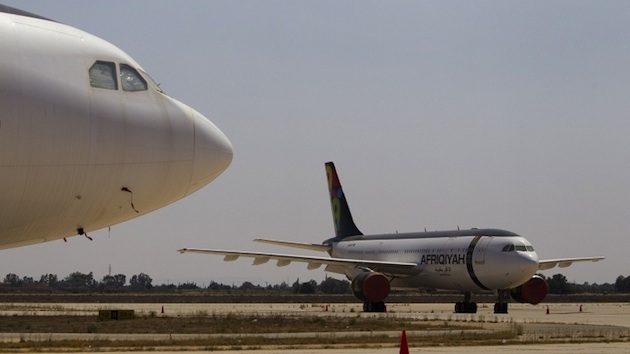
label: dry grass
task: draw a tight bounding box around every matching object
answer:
[0,312,508,351]
[0,311,626,352]
[0,312,474,334]
[0,331,523,352]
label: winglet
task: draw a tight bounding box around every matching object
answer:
[325,162,362,238]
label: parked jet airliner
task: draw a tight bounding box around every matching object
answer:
[0,5,232,249]
[180,162,603,313]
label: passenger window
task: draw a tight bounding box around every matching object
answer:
[89,61,117,90]
[120,64,147,92]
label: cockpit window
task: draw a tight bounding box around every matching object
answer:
[89,61,117,90]
[502,244,535,252]
[120,64,147,92]
[89,61,163,93]
[138,69,164,93]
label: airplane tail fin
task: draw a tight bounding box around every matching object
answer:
[325,162,363,238]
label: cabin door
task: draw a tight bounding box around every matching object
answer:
[474,236,493,265]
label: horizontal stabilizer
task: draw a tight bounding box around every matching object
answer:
[254,238,331,252]
[538,256,604,271]
[178,248,420,276]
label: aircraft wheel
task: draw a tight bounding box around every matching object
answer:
[494,302,508,314]
[455,302,477,313]
[363,301,386,313]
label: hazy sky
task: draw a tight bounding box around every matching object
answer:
[1,1,627,287]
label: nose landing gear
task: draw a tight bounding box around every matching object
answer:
[494,289,509,314]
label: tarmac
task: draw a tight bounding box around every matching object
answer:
[1,302,628,353]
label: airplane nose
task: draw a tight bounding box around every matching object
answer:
[517,252,540,278]
[190,110,233,190]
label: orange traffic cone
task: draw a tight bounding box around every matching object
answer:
[399,330,409,354]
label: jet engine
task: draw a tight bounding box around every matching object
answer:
[510,275,548,305]
[351,272,390,302]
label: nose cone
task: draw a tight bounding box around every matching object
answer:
[521,251,540,271]
[512,251,540,285]
[190,110,233,192]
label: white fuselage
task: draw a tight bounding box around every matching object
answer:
[332,231,539,292]
[0,11,232,249]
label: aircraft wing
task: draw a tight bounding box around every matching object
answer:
[253,238,331,252]
[178,248,420,276]
[538,256,605,271]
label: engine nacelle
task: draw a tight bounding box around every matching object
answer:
[351,272,390,302]
[510,275,548,305]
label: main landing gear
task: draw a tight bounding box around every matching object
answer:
[454,291,510,314]
[363,301,386,312]
[454,291,477,313]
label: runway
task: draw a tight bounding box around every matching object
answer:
[0,302,628,353]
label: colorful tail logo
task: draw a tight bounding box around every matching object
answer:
[325,162,362,238]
